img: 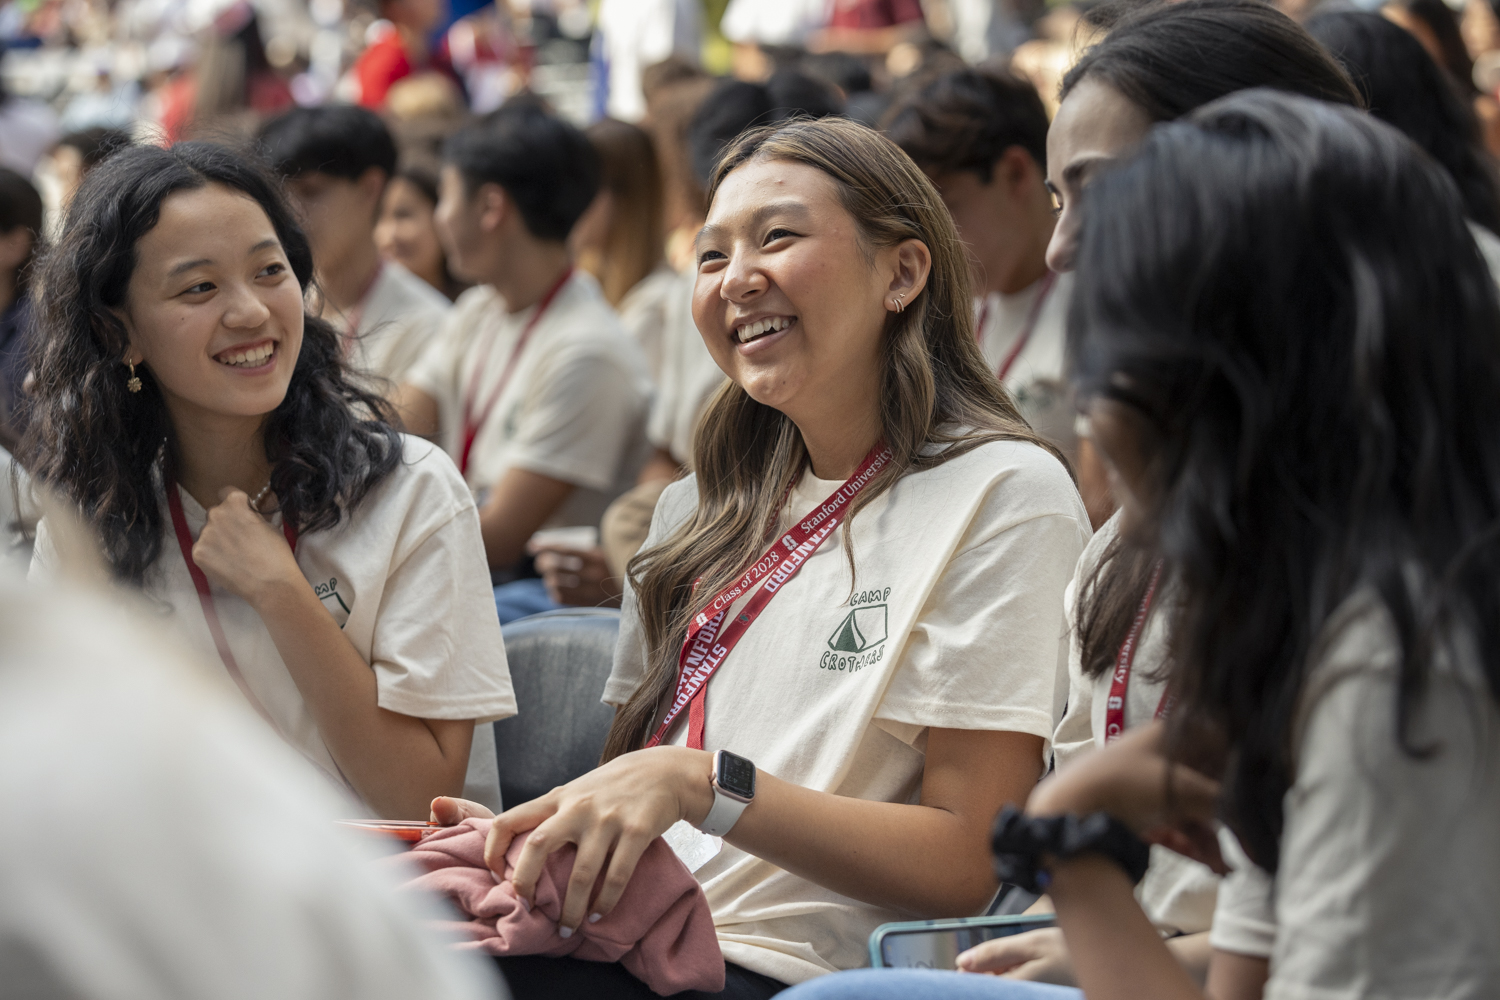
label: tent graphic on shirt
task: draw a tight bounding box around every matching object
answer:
[828,605,888,653]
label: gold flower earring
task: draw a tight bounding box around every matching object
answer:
[126,361,142,394]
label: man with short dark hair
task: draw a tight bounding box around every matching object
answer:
[259,105,450,382]
[887,69,1110,526]
[397,110,651,576]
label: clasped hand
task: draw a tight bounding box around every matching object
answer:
[430,745,714,934]
[192,488,301,607]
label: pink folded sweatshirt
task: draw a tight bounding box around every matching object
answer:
[393,818,724,995]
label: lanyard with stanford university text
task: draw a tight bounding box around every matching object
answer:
[167,482,298,732]
[458,268,572,477]
[644,443,894,751]
[1103,559,1168,743]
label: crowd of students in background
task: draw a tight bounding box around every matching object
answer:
[2,0,1500,998]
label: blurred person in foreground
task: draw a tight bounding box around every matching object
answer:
[260,106,453,384]
[886,68,1100,524]
[0,513,505,999]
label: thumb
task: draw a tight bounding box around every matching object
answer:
[430,795,495,825]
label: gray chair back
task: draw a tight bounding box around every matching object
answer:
[493,607,621,808]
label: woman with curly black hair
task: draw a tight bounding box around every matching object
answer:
[21,141,516,820]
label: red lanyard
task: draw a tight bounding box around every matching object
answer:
[458,268,572,477]
[1103,559,1167,743]
[645,443,894,751]
[976,271,1059,382]
[167,482,298,732]
[342,261,385,356]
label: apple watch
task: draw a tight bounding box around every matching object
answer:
[698,749,756,837]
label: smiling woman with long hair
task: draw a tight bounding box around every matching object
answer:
[20,141,515,820]
[430,117,1090,999]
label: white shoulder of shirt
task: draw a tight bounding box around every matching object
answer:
[369,434,475,524]
[374,260,451,319]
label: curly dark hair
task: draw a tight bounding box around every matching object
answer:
[19,141,402,585]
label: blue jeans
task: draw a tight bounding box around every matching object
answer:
[780,970,1083,1000]
[493,578,563,624]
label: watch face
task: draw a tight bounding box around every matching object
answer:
[717,751,756,799]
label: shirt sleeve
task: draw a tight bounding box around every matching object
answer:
[401,305,467,415]
[504,348,647,491]
[368,498,517,724]
[603,477,700,708]
[876,466,1087,747]
[1209,828,1277,959]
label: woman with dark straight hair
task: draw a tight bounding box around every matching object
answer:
[1307,10,1500,239]
[22,141,515,820]
[785,87,1500,1000]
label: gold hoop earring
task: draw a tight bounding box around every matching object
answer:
[126,361,142,394]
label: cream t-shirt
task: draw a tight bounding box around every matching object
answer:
[1210,590,1500,999]
[646,267,726,466]
[405,270,653,529]
[617,262,680,382]
[29,435,517,813]
[1052,510,1220,936]
[351,260,453,385]
[604,438,1090,984]
[975,271,1077,467]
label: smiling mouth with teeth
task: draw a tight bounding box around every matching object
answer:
[215,342,276,368]
[735,315,796,344]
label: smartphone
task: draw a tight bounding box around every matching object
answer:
[869,913,1057,970]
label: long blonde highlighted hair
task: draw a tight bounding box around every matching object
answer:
[601,117,1065,761]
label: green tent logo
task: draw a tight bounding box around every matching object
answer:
[828,604,888,653]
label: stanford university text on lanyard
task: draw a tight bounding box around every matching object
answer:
[1103,558,1169,743]
[167,483,297,733]
[645,444,894,751]
[458,268,572,476]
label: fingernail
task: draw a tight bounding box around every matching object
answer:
[588,913,602,924]
[558,926,573,939]
[518,896,531,912]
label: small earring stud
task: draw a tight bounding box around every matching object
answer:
[126,361,142,394]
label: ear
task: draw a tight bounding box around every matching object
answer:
[995,146,1042,196]
[477,182,510,234]
[357,166,389,214]
[883,238,933,314]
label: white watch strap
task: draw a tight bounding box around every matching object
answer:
[698,787,750,838]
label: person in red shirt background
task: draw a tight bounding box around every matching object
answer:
[355,0,456,109]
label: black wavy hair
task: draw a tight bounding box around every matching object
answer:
[884,67,1051,179]
[1070,90,1500,871]
[1061,0,1363,122]
[19,141,402,585]
[443,108,601,242]
[1308,10,1500,236]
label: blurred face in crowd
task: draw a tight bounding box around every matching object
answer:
[116,184,303,425]
[692,158,913,422]
[928,147,1048,293]
[434,164,495,284]
[283,168,386,277]
[375,176,446,290]
[1044,78,1154,272]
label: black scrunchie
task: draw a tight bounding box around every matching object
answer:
[991,805,1152,893]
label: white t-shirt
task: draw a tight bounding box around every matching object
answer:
[351,260,453,385]
[1209,589,1500,999]
[604,437,1091,984]
[646,267,726,466]
[720,0,830,46]
[597,0,701,122]
[617,262,681,382]
[1052,511,1220,936]
[30,435,517,813]
[405,270,653,529]
[975,271,1077,467]
[0,571,504,1000]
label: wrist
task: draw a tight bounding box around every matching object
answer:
[246,571,312,615]
[666,746,716,827]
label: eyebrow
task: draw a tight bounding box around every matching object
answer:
[1060,155,1116,189]
[696,200,813,250]
[165,238,281,277]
